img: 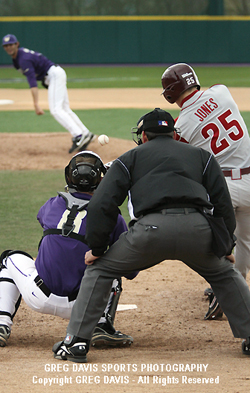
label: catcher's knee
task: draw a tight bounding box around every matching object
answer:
[1,250,33,269]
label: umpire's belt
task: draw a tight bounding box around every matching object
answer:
[144,207,198,216]
[34,275,78,302]
[222,166,250,180]
[159,208,198,214]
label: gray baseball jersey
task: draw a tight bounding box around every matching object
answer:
[175,84,250,170]
[175,84,250,278]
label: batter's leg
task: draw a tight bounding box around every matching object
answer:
[225,175,250,279]
[234,206,250,279]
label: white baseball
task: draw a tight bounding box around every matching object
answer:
[98,134,109,146]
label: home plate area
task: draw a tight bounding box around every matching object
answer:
[117,304,137,311]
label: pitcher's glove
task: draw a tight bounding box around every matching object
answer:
[204,287,223,320]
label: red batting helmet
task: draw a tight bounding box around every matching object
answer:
[161,63,200,104]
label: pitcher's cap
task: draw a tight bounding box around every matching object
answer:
[2,34,18,46]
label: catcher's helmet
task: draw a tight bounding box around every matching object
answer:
[65,151,106,192]
[161,63,200,104]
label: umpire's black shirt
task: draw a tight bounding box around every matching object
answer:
[85,135,236,256]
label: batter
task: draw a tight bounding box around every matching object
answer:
[161,63,250,318]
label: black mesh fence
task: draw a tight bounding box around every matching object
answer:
[0,0,248,17]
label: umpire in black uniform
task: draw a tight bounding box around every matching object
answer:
[53,108,250,362]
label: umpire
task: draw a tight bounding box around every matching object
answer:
[53,108,250,362]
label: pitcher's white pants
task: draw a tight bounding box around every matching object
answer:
[45,65,90,138]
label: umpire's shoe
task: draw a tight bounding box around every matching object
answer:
[91,321,133,348]
[0,325,11,347]
[53,334,89,363]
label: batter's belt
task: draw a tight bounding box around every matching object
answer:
[222,166,250,179]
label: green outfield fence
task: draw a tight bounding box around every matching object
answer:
[0,16,250,65]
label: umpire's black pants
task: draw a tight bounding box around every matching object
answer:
[68,209,250,340]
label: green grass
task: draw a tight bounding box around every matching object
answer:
[0,170,63,256]
[0,109,179,137]
[1,65,250,88]
[1,109,250,138]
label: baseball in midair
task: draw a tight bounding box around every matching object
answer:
[98,134,109,146]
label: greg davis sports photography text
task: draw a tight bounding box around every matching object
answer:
[32,362,220,387]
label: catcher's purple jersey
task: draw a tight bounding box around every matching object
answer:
[35,192,128,297]
[13,47,54,88]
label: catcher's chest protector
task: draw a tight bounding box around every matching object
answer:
[39,192,90,247]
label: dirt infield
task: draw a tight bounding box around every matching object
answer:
[0,87,249,111]
[1,88,250,393]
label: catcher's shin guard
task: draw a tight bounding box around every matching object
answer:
[91,279,134,347]
[204,287,223,320]
[105,279,122,323]
[0,250,24,332]
[242,337,250,355]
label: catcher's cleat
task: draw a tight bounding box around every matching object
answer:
[52,334,89,363]
[91,322,133,348]
[242,337,250,355]
[0,325,11,347]
[204,288,223,320]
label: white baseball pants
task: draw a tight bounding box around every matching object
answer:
[226,174,250,279]
[45,65,90,138]
[0,252,117,330]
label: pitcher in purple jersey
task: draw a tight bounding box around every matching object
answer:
[2,34,95,153]
[0,151,137,348]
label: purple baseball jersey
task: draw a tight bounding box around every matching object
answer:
[13,47,54,88]
[35,192,128,297]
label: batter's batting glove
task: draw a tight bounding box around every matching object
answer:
[204,287,223,320]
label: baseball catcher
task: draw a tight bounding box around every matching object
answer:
[0,151,137,347]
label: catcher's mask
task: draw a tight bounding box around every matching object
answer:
[131,108,175,145]
[161,63,200,104]
[65,151,107,192]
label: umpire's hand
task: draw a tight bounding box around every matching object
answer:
[85,250,100,265]
[226,254,235,263]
